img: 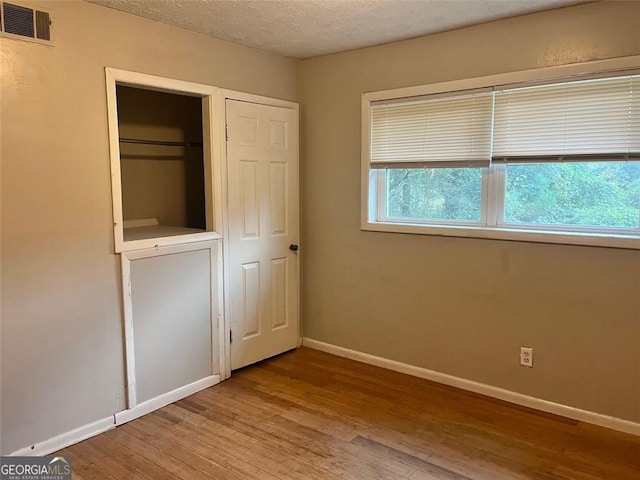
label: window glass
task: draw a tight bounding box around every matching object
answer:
[386,168,483,222]
[503,162,640,229]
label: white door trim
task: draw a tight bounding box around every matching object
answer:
[217,90,300,377]
[219,89,299,110]
[120,240,224,416]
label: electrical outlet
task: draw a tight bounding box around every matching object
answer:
[520,347,533,367]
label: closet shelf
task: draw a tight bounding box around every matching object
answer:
[119,137,203,148]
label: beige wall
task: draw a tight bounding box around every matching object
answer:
[299,1,640,423]
[0,0,297,454]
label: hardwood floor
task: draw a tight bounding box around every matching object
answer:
[59,347,640,480]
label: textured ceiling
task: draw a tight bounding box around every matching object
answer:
[88,0,589,59]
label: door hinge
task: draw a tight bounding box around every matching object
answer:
[230,330,233,344]
[225,124,229,142]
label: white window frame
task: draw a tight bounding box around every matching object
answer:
[361,55,640,250]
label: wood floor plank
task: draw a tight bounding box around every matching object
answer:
[57,446,120,480]
[83,430,183,480]
[124,421,254,480]
[71,440,149,480]
[152,421,281,480]
[351,436,470,480]
[57,348,640,480]
[180,392,414,479]
[233,369,534,479]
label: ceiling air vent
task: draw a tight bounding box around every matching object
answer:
[1,2,51,41]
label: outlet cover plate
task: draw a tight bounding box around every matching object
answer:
[520,347,533,367]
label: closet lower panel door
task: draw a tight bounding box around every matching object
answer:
[116,241,223,425]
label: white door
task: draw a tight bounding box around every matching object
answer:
[226,99,299,370]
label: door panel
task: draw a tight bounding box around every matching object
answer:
[240,160,260,238]
[271,257,288,329]
[227,99,299,370]
[241,261,261,338]
[270,163,287,235]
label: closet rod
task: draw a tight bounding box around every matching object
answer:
[119,137,203,147]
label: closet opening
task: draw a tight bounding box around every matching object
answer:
[117,86,206,241]
[106,69,222,252]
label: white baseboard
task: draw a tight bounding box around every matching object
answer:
[8,374,221,456]
[302,337,640,437]
[115,374,220,426]
[9,416,115,457]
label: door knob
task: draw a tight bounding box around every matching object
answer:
[289,244,299,252]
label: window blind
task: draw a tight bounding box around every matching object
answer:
[370,92,493,169]
[492,75,640,163]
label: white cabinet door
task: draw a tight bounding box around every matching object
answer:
[226,99,299,370]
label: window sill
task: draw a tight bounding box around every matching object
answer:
[361,221,640,250]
